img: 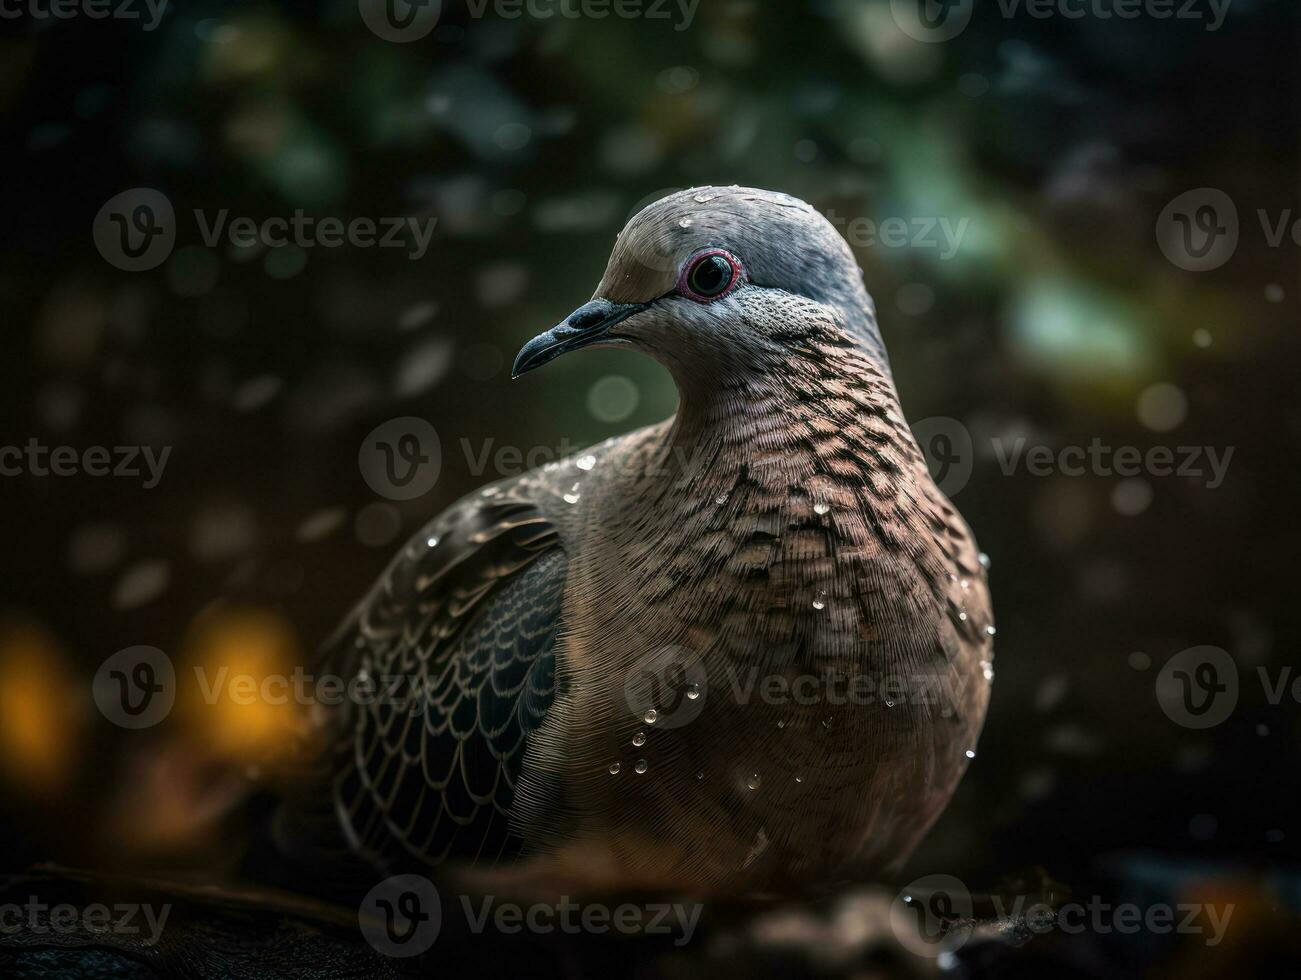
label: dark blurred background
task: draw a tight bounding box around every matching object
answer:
[0,0,1298,973]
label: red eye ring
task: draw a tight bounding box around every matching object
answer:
[677,248,743,303]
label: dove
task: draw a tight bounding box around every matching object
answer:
[285,186,993,895]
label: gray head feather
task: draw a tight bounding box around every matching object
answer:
[598,186,888,367]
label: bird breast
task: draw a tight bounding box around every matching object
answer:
[516,390,992,889]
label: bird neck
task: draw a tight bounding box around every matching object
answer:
[657,340,912,493]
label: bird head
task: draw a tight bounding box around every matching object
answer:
[512,186,888,382]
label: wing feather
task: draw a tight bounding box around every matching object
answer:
[316,488,566,870]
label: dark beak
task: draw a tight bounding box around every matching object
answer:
[511,298,650,379]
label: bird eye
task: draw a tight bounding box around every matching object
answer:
[679,249,741,302]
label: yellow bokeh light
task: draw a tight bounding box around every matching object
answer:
[180,605,305,763]
[0,617,80,798]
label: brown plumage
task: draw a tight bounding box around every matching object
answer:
[289,186,993,895]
